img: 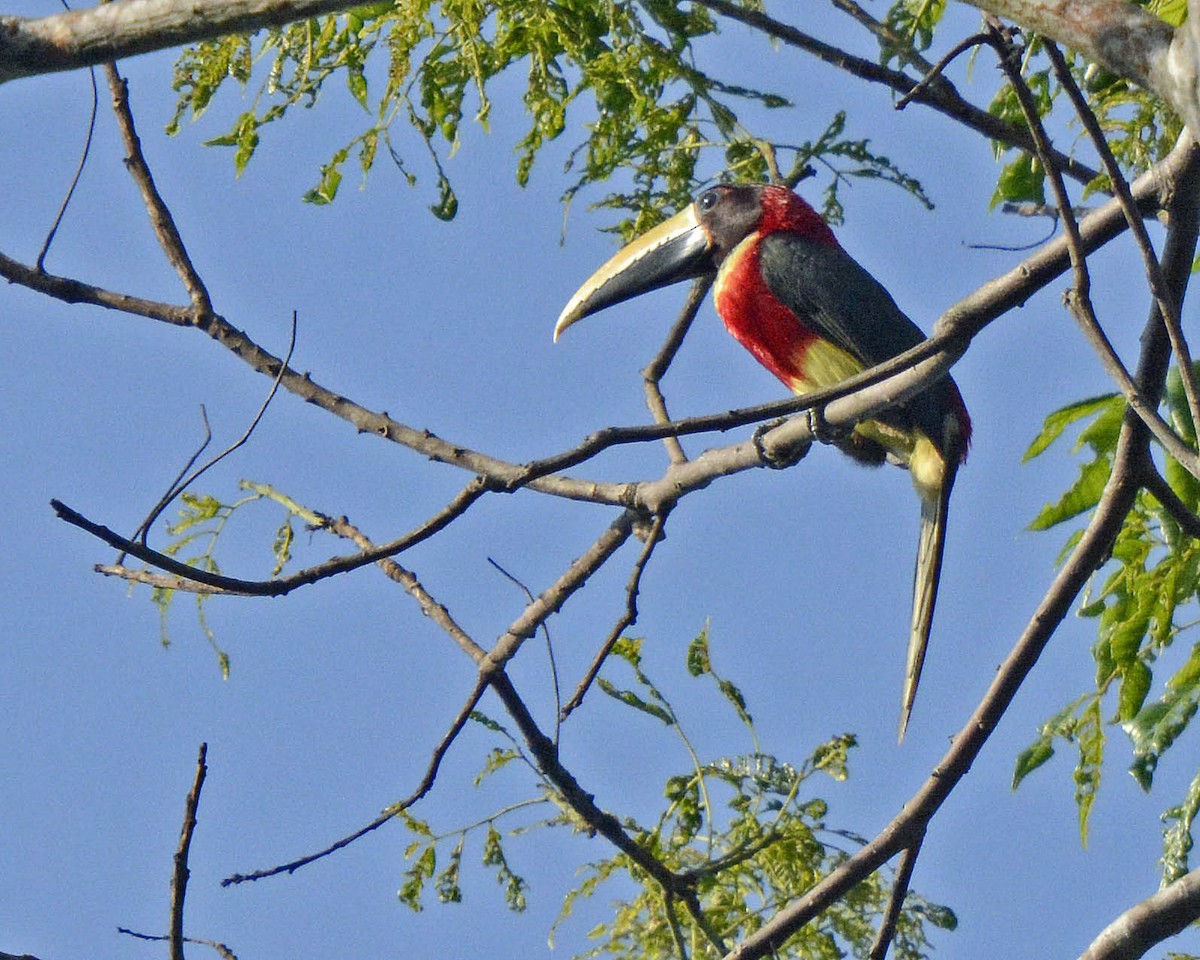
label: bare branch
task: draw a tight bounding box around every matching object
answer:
[1078,866,1200,960]
[693,0,1100,185]
[560,512,670,720]
[868,838,923,960]
[105,62,212,311]
[0,0,362,85]
[171,743,208,960]
[132,314,295,547]
[224,674,489,885]
[642,277,713,464]
[36,64,97,270]
[118,929,238,960]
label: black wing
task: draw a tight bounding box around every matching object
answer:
[759,231,958,454]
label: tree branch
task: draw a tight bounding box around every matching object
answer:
[724,128,1200,960]
[1078,866,1200,960]
[694,0,1100,185]
[170,743,208,960]
[0,0,361,85]
[960,0,1196,132]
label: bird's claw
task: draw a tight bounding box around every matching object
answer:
[806,405,851,446]
[752,418,810,469]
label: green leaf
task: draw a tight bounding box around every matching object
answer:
[435,835,464,904]
[1023,394,1121,461]
[1028,456,1112,530]
[597,678,674,725]
[686,625,711,677]
[270,517,294,577]
[1118,659,1153,721]
[1127,642,1200,789]
[474,747,521,786]
[398,843,436,912]
[1162,769,1200,882]
[1012,738,1055,789]
[991,152,1045,209]
[1074,698,1104,847]
[468,710,510,735]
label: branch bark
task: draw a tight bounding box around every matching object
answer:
[0,0,359,85]
[1078,867,1200,960]
[961,0,1199,133]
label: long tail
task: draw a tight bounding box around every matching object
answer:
[899,460,957,742]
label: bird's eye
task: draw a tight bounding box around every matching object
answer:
[697,188,721,212]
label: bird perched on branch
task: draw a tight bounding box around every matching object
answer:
[554,182,971,740]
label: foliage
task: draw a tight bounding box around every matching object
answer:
[165,0,934,232]
[1018,370,1200,873]
[393,628,956,958]
[148,480,319,674]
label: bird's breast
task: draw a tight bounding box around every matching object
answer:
[713,234,861,393]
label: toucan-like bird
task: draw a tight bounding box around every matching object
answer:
[554,183,971,740]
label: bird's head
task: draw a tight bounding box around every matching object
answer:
[554,183,836,340]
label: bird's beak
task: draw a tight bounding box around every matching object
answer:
[554,204,714,341]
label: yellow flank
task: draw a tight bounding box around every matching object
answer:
[790,339,945,493]
[788,337,862,394]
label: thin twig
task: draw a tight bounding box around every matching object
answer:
[36,59,96,271]
[117,929,238,960]
[895,32,990,110]
[642,277,714,464]
[1042,40,1200,444]
[223,674,490,884]
[70,477,494,597]
[488,557,562,743]
[560,511,670,720]
[868,836,923,960]
[170,743,208,960]
[129,312,297,546]
[104,62,212,311]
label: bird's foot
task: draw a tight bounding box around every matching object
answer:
[806,405,850,446]
[752,418,810,469]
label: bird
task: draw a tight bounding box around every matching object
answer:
[554,182,971,741]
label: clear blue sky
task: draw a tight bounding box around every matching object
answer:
[3,3,1197,958]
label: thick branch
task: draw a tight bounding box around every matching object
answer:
[0,0,360,85]
[1078,867,1200,960]
[961,0,1198,132]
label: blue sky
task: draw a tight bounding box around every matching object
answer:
[3,2,1198,958]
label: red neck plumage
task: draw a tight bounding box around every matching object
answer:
[758,186,839,247]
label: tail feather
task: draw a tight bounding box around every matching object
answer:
[898,463,956,742]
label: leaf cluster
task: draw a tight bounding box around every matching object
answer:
[148,480,319,671]
[1018,374,1200,876]
[391,626,955,958]
[165,0,938,232]
[557,630,954,960]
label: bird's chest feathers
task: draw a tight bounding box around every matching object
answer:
[713,235,862,393]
